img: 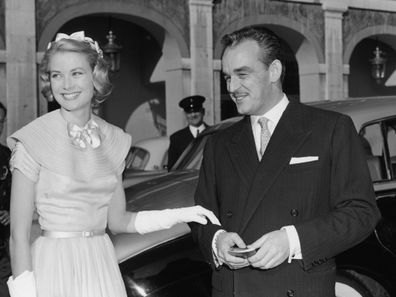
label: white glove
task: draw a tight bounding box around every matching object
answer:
[7,271,37,297]
[134,205,221,234]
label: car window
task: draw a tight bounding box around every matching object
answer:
[172,136,208,171]
[360,117,396,182]
[126,147,150,170]
[385,118,396,176]
[160,150,169,171]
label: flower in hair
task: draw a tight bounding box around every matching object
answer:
[47,31,103,58]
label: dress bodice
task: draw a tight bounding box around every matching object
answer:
[8,109,132,231]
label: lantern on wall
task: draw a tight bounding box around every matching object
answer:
[102,30,122,72]
[369,46,387,84]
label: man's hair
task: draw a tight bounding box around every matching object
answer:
[221,26,286,83]
[0,102,6,116]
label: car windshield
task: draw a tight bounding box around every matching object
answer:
[171,117,242,171]
[125,147,150,170]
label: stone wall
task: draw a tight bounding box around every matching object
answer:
[35,0,190,45]
[213,0,324,52]
[344,8,396,47]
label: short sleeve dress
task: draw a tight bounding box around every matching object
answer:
[7,109,131,297]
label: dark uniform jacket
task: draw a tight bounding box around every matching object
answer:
[192,102,380,297]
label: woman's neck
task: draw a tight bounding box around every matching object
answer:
[60,108,91,127]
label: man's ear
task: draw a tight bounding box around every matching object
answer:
[269,59,282,83]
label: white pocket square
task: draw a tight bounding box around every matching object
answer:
[289,156,319,164]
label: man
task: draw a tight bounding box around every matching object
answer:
[191,27,380,297]
[167,95,209,169]
[0,102,11,297]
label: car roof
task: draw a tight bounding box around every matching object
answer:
[309,96,396,130]
[202,96,396,134]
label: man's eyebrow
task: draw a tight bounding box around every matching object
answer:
[222,66,252,76]
[233,66,252,73]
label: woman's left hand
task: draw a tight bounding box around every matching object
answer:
[176,205,221,225]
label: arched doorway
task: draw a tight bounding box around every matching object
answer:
[37,2,190,143]
[349,36,396,97]
[214,16,323,119]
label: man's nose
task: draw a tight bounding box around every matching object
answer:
[228,76,240,93]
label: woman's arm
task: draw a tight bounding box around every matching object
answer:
[9,169,35,277]
[107,176,220,235]
[107,176,136,234]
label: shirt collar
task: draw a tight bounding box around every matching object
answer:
[189,123,205,135]
[251,94,289,129]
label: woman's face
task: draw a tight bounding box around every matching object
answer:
[49,51,94,114]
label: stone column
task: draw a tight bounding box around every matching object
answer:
[5,0,37,134]
[189,0,216,124]
[322,0,347,100]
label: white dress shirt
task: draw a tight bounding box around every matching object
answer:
[212,94,302,266]
[189,124,205,138]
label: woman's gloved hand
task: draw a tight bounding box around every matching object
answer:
[134,205,221,234]
[7,271,37,297]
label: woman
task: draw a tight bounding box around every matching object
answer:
[6,31,219,297]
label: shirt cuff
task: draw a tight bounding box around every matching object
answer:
[282,225,302,263]
[212,229,226,267]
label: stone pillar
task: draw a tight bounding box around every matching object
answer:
[189,0,216,124]
[322,0,347,100]
[165,58,192,135]
[5,0,37,134]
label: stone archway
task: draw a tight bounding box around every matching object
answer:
[344,25,396,65]
[37,2,191,137]
[344,25,396,97]
[213,15,324,103]
[37,2,188,56]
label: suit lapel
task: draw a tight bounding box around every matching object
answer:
[226,117,259,189]
[239,102,312,233]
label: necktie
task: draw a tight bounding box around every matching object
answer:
[258,117,271,158]
[67,119,101,150]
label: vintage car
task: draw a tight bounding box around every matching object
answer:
[111,96,396,297]
[123,136,170,188]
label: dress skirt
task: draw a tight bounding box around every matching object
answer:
[32,234,127,297]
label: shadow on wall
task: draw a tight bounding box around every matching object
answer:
[125,99,166,145]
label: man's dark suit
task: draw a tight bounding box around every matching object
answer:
[168,124,208,169]
[192,102,380,297]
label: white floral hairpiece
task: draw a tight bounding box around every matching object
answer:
[47,31,104,58]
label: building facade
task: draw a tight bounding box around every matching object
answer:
[1,0,396,143]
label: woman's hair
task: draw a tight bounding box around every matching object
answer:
[40,36,112,107]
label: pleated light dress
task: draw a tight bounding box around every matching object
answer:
[7,109,131,297]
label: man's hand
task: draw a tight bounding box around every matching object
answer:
[0,210,10,225]
[247,229,289,269]
[216,231,250,269]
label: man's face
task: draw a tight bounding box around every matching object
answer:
[222,40,273,115]
[185,109,205,127]
[0,109,5,135]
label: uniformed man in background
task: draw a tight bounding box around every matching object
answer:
[167,95,209,169]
